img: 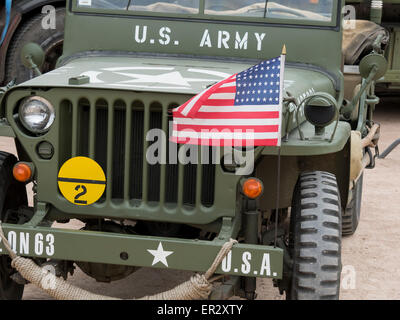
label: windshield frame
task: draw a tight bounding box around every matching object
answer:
[70,0,341,29]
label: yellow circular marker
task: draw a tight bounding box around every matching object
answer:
[58,157,106,206]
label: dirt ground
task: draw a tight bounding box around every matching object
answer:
[1,97,399,300]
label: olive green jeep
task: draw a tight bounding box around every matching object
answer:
[0,0,385,300]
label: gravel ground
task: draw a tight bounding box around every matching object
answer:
[1,97,399,300]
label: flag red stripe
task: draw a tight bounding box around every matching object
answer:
[173,124,279,132]
[175,96,195,113]
[213,86,237,93]
[200,99,236,106]
[184,75,237,117]
[173,111,280,119]
[170,136,278,147]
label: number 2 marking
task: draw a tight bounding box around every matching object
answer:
[74,185,88,204]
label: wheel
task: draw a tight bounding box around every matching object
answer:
[288,171,342,300]
[342,174,363,236]
[5,8,65,85]
[0,152,28,300]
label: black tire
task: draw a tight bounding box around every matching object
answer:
[5,8,65,84]
[342,174,363,236]
[288,171,342,300]
[0,152,27,300]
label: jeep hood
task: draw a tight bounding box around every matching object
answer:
[20,55,338,100]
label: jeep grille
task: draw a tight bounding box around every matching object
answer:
[62,97,215,208]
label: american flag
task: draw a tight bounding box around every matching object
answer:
[172,55,285,147]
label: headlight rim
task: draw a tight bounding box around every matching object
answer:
[19,96,55,134]
[301,92,338,128]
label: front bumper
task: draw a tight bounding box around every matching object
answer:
[0,223,283,279]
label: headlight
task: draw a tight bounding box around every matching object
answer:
[303,94,337,129]
[19,96,55,133]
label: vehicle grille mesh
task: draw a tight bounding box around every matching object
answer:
[62,98,215,208]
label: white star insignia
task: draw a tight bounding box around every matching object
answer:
[147,242,174,267]
[115,71,191,87]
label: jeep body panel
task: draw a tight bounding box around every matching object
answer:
[62,3,342,78]
[18,55,338,98]
[0,50,345,225]
[0,1,362,291]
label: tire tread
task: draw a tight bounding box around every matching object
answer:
[289,171,342,300]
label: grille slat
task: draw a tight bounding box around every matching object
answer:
[201,147,216,207]
[195,154,203,206]
[69,98,215,208]
[147,106,162,202]
[71,101,79,157]
[94,102,108,176]
[183,163,197,206]
[112,102,126,199]
[177,159,185,207]
[77,99,90,157]
[141,105,150,203]
[106,101,114,202]
[129,108,144,200]
[159,104,168,204]
[123,104,132,201]
[165,143,179,203]
[89,99,96,158]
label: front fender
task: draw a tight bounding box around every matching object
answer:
[261,120,351,156]
[256,120,351,210]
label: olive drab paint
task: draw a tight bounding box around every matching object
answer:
[0,0,381,290]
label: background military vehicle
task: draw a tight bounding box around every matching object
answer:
[346,0,400,94]
[0,0,386,300]
[0,0,65,85]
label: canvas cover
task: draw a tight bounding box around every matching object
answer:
[342,20,389,65]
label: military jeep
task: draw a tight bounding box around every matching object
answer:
[0,0,385,300]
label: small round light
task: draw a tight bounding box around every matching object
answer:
[304,96,336,127]
[13,163,33,183]
[242,178,263,199]
[19,96,55,134]
[37,141,54,159]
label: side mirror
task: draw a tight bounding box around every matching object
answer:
[20,43,45,76]
[359,53,388,81]
[342,53,387,118]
